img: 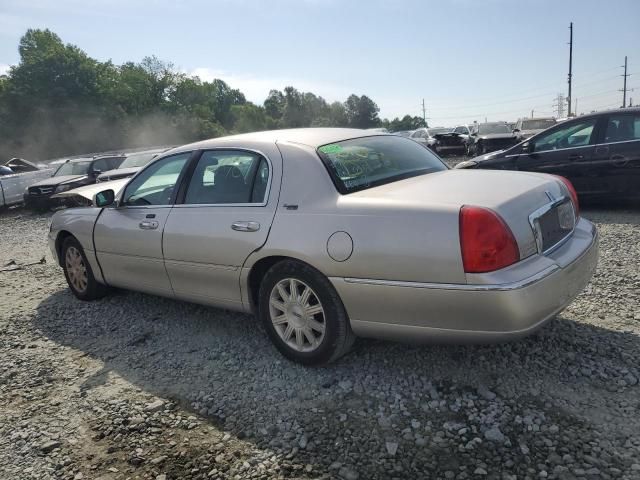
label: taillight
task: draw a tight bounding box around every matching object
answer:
[553,175,579,217]
[459,206,520,273]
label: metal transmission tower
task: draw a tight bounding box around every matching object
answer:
[567,22,573,117]
[620,56,632,108]
[553,93,566,117]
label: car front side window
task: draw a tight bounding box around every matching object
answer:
[184,150,269,205]
[122,152,191,206]
[532,119,597,153]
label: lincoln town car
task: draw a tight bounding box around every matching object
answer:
[48,129,598,365]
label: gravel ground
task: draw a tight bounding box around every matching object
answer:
[1,197,639,479]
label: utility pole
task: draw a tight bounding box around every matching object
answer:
[574,98,578,116]
[553,93,565,118]
[620,56,630,108]
[567,22,573,117]
[421,99,427,126]
[531,109,534,118]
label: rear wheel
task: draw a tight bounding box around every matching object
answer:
[61,236,109,301]
[258,260,355,365]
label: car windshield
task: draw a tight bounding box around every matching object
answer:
[54,160,92,176]
[317,135,447,194]
[521,119,556,130]
[427,128,450,135]
[477,123,511,134]
[119,151,161,168]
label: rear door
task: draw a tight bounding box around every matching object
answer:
[515,117,600,195]
[593,111,640,198]
[94,152,192,295]
[162,147,281,309]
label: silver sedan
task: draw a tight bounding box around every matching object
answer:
[48,129,598,365]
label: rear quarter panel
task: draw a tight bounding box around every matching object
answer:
[245,142,465,284]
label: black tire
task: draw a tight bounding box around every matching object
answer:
[258,260,356,366]
[476,142,485,156]
[61,236,109,301]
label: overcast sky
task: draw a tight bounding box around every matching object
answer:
[1,0,638,126]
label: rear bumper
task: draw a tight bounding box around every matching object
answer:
[330,218,598,343]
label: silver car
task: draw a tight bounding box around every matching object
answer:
[48,129,598,365]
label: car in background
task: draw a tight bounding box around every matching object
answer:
[49,128,597,365]
[409,128,437,150]
[392,130,413,137]
[513,117,557,141]
[455,108,640,202]
[466,122,519,156]
[25,155,124,210]
[96,147,170,183]
[431,125,470,155]
[1,158,56,209]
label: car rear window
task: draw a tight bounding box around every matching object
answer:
[317,135,447,194]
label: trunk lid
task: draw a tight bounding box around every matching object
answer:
[344,169,573,260]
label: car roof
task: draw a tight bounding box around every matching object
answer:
[559,107,640,122]
[171,128,385,153]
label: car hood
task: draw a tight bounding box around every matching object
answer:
[52,178,129,202]
[98,167,141,180]
[29,175,87,187]
[477,133,516,140]
[453,150,507,168]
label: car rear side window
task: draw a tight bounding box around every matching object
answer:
[184,150,269,205]
[317,135,447,194]
[605,114,640,142]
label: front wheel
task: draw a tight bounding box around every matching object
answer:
[61,236,109,301]
[258,260,355,365]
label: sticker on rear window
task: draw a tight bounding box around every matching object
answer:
[319,144,342,154]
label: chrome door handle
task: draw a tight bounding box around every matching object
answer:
[231,221,260,232]
[139,220,159,230]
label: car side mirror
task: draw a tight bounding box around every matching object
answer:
[523,142,535,153]
[91,169,102,177]
[94,189,115,207]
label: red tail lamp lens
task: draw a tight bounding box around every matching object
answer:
[459,206,520,273]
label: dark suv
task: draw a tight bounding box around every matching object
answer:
[455,108,640,202]
[25,155,124,210]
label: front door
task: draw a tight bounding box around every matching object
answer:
[94,152,192,296]
[515,117,600,195]
[162,148,280,309]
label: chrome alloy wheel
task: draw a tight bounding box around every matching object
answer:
[269,278,326,352]
[65,246,88,293]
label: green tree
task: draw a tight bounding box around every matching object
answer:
[344,94,380,128]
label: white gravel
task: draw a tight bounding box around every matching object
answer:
[1,204,639,479]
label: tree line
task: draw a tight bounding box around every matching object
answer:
[0,29,426,161]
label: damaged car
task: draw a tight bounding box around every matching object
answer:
[467,122,519,156]
[25,155,124,210]
[513,117,557,141]
[431,125,469,155]
[49,128,597,365]
[0,158,56,209]
[96,147,170,183]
